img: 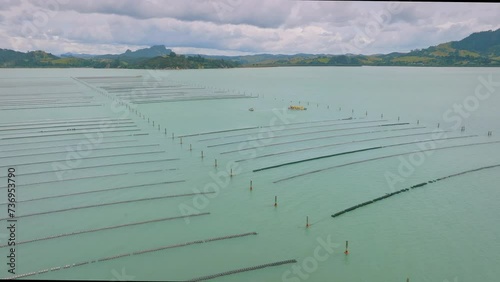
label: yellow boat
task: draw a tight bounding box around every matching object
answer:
[288,105,307,110]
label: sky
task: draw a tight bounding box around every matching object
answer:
[0,0,499,56]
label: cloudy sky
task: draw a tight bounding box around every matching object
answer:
[0,0,499,56]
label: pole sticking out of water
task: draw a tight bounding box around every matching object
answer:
[398,116,400,121]
[274,196,277,207]
[215,159,218,167]
[172,133,174,140]
[381,114,384,119]
[306,216,310,228]
[153,121,155,127]
[158,125,160,131]
[438,123,440,128]
[230,169,233,177]
[165,128,167,135]
[201,151,204,159]
[344,241,349,255]
[417,120,419,125]
[190,144,192,151]
[250,180,253,191]
[461,126,466,132]
[366,111,368,116]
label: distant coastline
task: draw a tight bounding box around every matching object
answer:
[1,28,500,69]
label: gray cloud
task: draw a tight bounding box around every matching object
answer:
[0,0,499,56]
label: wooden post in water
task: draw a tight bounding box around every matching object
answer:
[201,151,204,159]
[366,111,368,116]
[398,116,400,121]
[180,137,183,144]
[306,216,310,228]
[417,120,419,125]
[153,121,155,127]
[438,123,440,128]
[344,241,349,255]
[274,196,277,207]
[230,169,233,177]
[215,159,218,167]
[250,180,253,191]
[190,144,192,151]
[381,114,383,119]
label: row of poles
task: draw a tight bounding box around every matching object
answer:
[95,81,493,268]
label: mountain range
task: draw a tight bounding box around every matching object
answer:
[1,28,499,68]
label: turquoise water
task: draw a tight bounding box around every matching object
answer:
[0,67,499,281]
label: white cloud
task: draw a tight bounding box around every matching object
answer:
[0,0,499,55]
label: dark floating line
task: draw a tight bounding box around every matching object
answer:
[188,259,298,281]
[237,130,452,162]
[0,124,138,137]
[76,75,143,79]
[5,232,257,280]
[275,140,500,183]
[129,95,254,104]
[221,126,426,154]
[0,128,142,141]
[0,133,140,148]
[0,212,208,248]
[0,155,180,180]
[0,104,103,111]
[331,163,500,219]
[0,192,213,221]
[0,180,185,205]
[198,118,379,142]
[0,138,137,153]
[209,123,410,148]
[0,143,159,159]
[178,126,260,138]
[0,149,165,168]
[254,135,476,173]
[0,165,178,189]
[0,120,135,132]
[0,117,127,128]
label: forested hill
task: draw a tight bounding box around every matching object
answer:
[1,29,500,68]
[0,46,238,69]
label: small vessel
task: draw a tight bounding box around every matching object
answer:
[288,105,307,110]
[249,108,254,111]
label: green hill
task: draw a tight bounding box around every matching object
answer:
[1,28,500,68]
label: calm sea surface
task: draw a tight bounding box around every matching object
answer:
[0,67,499,281]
